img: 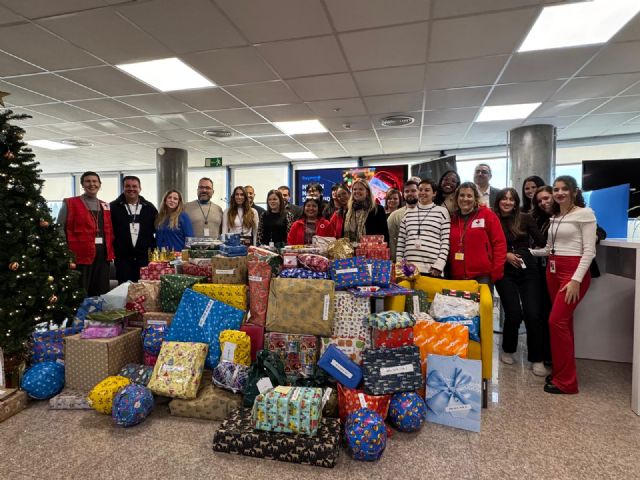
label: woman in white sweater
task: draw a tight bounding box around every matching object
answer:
[534,176,596,395]
[222,186,258,246]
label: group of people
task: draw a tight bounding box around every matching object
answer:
[58,164,597,396]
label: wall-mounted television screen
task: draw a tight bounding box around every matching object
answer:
[582,159,640,218]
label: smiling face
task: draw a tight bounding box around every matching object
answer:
[165,192,180,210]
[536,191,554,214]
[278,187,290,203]
[386,192,400,211]
[474,165,491,188]
[197,179,213,202]
[123,179,140,203]
[552,180,574,209]
[351,182,367,202]
[245,186,255,205]
[418,183,435,205]
[304,201,318,219]
[336,187,350,207]
[81,175,101,198]
[523,180,538,200]
[267,193,281,213]
[306,186,320,199]
[499,191,516,216]
[441,172,459,195]
[404,183,418,206]
[234,188,245,206]
[457,187,477,214]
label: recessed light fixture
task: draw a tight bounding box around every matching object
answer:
[519,0,640,52]
[380,115,415,127]
[282,152,318,160]
[60,139,94,147]
[202,128,233,138]
[476,103,541,122]
[28,140,77,150]
[273,120,327,135]
[116,57,215,92]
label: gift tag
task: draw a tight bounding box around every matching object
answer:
[549,259,556,273]
[454,252,464,261]
[203,228,210,237]
[221,342,236,362]
[257,377,274,394]
[412,295,421,313]
[358,392,368,408]
[321,387,332,409]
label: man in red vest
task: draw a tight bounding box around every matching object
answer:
[57,171,114,296]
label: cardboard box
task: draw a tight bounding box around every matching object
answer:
[64,328,143,391]
[0,388,28,423]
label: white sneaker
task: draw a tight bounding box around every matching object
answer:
[532,362,548,377]
[500,352,514,365]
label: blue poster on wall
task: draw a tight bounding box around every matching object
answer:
[584,183,629,239]
[295,168,344,205]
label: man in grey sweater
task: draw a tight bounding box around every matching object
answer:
[184,177,223,239]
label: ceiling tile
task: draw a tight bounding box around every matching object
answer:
[119,0,246,54]
[183,47,277,86]
[0,23,102,70]
[309,142,348,155]
[363,92,424,114]
[422,123,470,137]
[307,98,367,117]
[354,65,425,96]
[0,80,55,106]
[500,47,599,83]
[257,36,348,79]
[163,112,221,129]
[429,8,538,62]
[225,81,301,107]
[423,108,478,125]
[581,42,640,76]
[207,108,266,125]
[343,141,384,156]
[82,119,140,134]
[28,103,103,122]
[320,115,372,131]
[215,0,332,43]
[533,99,609,117]
[169,88,242,111]
[325,0,430,31]
[486,80,565,106]
[256,136,301,148]
[426,55,508,89]
[254,103,315,122]
[232,124,282,137]
[522,116,580,129]
[464,120,520,141]
[376,126,420,139]
[612,11,640,42]
[59,66,156,96]
[553,74,640,100]
[118,115,183,132]
[39,9,172,64]
[286,73,359,102]
[233,145,278,157]
[592,96,640,114]
[571,112,639,129]
[216,137,261,148]
[340,23,428,71]
[270,143,308,153]
[433,0,541,18]
[0,51,44,77]
[68,98,144,118]
[117,94,194,115]
[40,122,103,137]
[8,74,102,101]
[119,132,166,144]
[160,129,205,142]
[624,82,640,96]
[17,126,61,140]
[602,124,640,136]
[295,132,335,143]
[426,87,490,109]
[333,130,377,141]
[0,0,104,19]
[380,138,420,153]
[85,134,138,146]
[557,126,608,140]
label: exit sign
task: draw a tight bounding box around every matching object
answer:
[205,157,222,167]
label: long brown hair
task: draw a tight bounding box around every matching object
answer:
[155,189,184,230]
[493,188,523,237]
[228,186,256,230]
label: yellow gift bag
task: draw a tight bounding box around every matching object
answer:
[218,330,251,366]
[87,376,131,414]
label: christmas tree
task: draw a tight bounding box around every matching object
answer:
[0,109,83,356]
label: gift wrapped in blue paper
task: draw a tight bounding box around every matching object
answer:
[166,289,244,369]
[437,316,480,342]
[219,244,248,257]
[279,268,329,280]
[329,256,371,289]
[361,345,422,395]
[367,259,392,287]
[425,354,481,433]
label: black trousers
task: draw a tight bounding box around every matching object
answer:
[495,264,547,363]
[114,256,149,284]
[77,244,110,297]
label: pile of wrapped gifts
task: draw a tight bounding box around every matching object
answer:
[3,235,484,466]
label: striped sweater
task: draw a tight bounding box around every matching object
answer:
[396,203,450,273]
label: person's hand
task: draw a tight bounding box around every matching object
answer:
[506,252,522,268]
[560,280,581,304]
[429,268,442,277]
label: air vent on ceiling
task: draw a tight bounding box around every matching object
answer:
[60,139,94,147]
[203,128,233,138]
[380,115,415,127]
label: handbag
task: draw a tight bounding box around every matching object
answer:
[243,349,288,408]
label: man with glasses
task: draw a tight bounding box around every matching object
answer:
[474,163,500,207]
[184,177,223,238]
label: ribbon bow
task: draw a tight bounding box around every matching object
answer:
[125,295,147,315]
[426,367,476,415]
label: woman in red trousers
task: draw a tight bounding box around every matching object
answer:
[533,175,596,394]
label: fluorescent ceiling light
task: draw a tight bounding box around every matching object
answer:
[116,57,215,92]
[476,103,541,122]
[28,140,77,150]
[282,151,318,160]
[519,0,640,52]
[273,120,327,135]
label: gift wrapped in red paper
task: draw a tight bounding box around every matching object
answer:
[359,235,385,245]
[372,326,414,348]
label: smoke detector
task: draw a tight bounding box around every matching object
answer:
[203,128,233,138]
[60,139,94,147]
[380,115,415,127]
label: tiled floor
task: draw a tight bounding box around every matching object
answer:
[2,335,639,480]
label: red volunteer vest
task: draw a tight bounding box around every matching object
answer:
[64,196,114,264]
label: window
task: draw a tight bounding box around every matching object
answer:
[555,164,583,188]
[41,174,73,201]
[231,165,288,209]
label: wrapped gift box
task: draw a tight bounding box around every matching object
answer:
[148,341,208,399]
[127,280,161,313]
[166,289,244,369]
[426,354,481,432]
[247,251,276,327]
[240,324,264,363]
[31,326,82,364]
[169,384,242,421]
[320,336,366,365]
[279,268,329,280]
[372,326,414,348]
[252,386,323,436]
[213,408,341,468]
[219,330,251,366]
[118,363,154,386]
[317,344,362,389]
[365,311,416,331]
[186,249,218,259]
[192,283,248,311]
[413,319,469,378]
[329,257,371,288]
[332,292,372,347]
[367,259,392,286]
[405,290,429,315]
[356,246,390,260]
[140,262,174,281]
[142,312,174,328]
[85,309,137,325]
[160,274,206,313]
[361,345,423,395]
[266,278,334,337]
[359,235,385,245]
[64,328,143,391]
[337,384,391,424]
[211,256,247,284]
[297,254,329,272]
[48,388,91,410]
[0,388,28,423]
[182,261,212,282]
[265,332,318,377]
[442,288,480,302]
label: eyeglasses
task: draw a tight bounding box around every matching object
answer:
[198,186,213,190]
[475,170,490,175]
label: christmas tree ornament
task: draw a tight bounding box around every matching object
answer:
[48,295,58,304]
[47,276,54,283]
[69,262,77,270]
[9,261,19,271]
[39,220,49,228]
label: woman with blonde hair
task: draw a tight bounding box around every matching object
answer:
[342,178,389,243]
[155,189,193,251]
[222,186,258,246]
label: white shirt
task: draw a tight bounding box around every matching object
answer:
[222,206,259,245]
[477,185,491,206]
[126,202,142,247]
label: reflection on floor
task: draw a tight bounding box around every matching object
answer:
[1,334,638,480]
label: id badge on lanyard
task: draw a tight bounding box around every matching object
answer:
[549,259,556,274]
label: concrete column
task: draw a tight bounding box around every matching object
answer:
[509,124,556,189]
[156,147,188,206]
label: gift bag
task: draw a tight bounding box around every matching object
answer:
[160,274,205,313]
[219,330,251,366]
[243,349,288,408]
[127,281,161,313]
[211,256,248,284]
[212,361,249,394]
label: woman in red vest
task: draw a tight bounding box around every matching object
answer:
[57,171,114,296]
[287,198,334,245]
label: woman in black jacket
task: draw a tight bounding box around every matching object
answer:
[343,178,389,243]
[257,189,294,247]
[493,188,548,376]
